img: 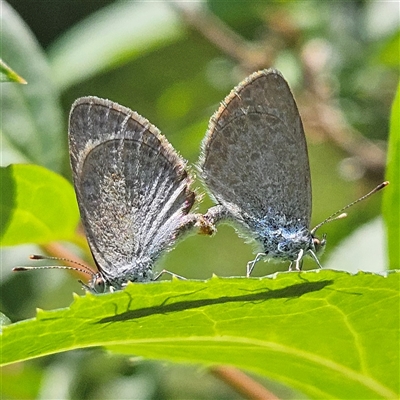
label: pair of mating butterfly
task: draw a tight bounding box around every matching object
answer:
[15,69,387,293]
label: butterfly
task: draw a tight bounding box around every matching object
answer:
[199,69,387,275]
[15,97,208,292]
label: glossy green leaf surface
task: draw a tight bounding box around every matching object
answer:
[0,164,79,246]
[2,271,398,399]
[0,59,27,83]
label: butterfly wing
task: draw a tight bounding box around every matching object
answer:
[200,69,311,230]
[69,97,195,285]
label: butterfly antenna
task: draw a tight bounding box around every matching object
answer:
[13,254,96,278]
[311,181,389,235]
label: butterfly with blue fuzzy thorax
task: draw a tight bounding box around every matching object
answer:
[198,68,388,275]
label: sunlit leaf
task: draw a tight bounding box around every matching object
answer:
[0,59,27,84]
[1,271,398,399]
[383,82,400,270]
[0,164,79,246]
[377,31,400,67]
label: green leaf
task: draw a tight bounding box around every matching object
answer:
[48,1,183,91]
[0,164,79,246]
[0,58,27,84]
[1,271,398,399]
[383,82,400,270]
[376,31,400,67]
[0,1,64,171]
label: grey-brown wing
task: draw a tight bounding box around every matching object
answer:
[69,97,195,278]
[200,69,311,227]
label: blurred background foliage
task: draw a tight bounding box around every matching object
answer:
[1,0,398,399]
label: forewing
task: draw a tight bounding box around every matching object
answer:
[69,97,195,275]
[200,69,311,226]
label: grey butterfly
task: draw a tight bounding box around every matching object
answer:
[69,97,208,292]
[199,69,387,275]
[15,97,205,293]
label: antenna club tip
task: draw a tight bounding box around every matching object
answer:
[338,213,348,219]
[29,254,44,260]
[380,181,389,189]
[372,181,389,193]
[13,267,28,271]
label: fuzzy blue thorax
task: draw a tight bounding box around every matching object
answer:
[245,211,314,261]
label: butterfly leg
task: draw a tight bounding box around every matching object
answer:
[246,253,266,277]
[153,269,187,281]
[289,249,304,271]
[308,250,323,269]
[155,214,213,283]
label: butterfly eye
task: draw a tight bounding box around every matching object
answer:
[92,276,106,293]
[313,234,327,255]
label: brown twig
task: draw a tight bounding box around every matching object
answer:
[172,3,387,179]
[211,366,280,400]
[300,47,386,179]
[170,2,273,73]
